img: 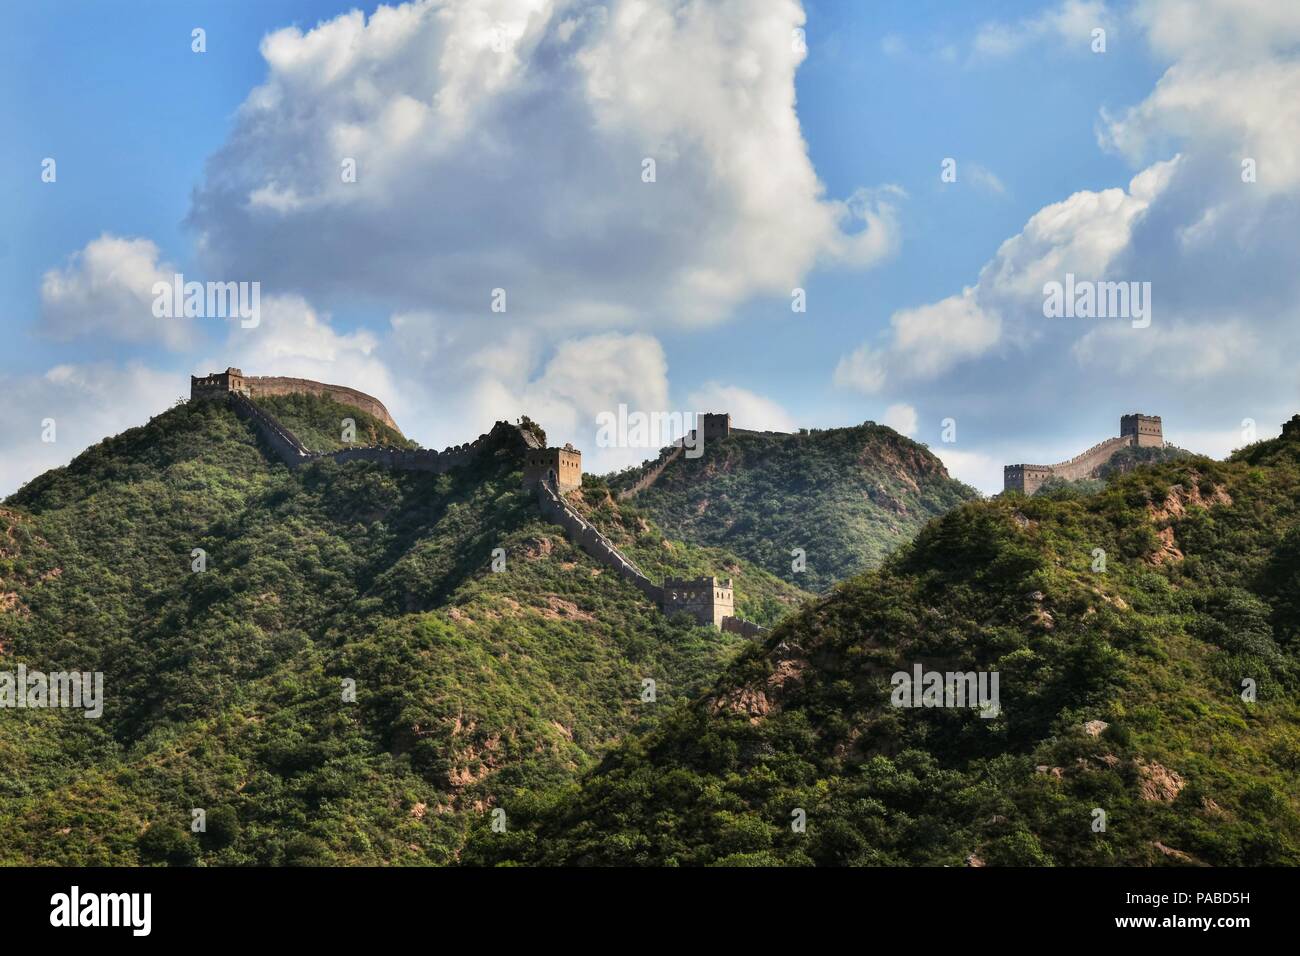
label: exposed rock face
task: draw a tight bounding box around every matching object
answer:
[1146,475,1233,564]
[1137,760,1185,803]
[1152,841,1207,866]
[709,685,773,723]
[1083,720,1109,737]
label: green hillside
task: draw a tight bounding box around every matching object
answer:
[1033,444,1194,497]
[609,424,979,592]
[468,428,1300,866]
[251,392,414,452]
[0,394,808,865]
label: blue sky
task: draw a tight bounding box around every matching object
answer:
[3,0,1298,495]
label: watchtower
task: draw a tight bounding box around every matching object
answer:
[700,413,731,442]
[661,575,734,628]
[1120,413,1163,448]
[1003,464,1053,495]
[522,443,583,492]
[191,367,248,400]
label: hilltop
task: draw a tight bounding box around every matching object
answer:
[609,421,978,592]
[467,423,1300,866]
[0,392,809,865]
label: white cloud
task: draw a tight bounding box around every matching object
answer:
[1073,318,1258,379]
[189,0,901,330]
[686,383,797,433]
[0,363,180,497]
[932,448,999,496]
[832,342,887,395]
[881,403,918,437]
[40,235,193,349]
[1133,0,1300,63]
[965,163,1007,196]
[835,160,1177,394]
[973,0,1112,59]
[208,293,402,422]
[837,0,1300,458]
[834,288,1002,394]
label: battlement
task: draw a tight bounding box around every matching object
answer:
[661,575,734,628]
[1120,413,1163,447]
[1004,413,1165,493]
[191,367,249,400]
[201,371,746,633]
[522,443,583,492]
[189,368,396,429]
[1002,464,1054,495]
[700,412,732,442]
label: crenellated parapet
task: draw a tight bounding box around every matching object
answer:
[191,368,396,429]
[1005,413,1165,493]
[214,373,751,633]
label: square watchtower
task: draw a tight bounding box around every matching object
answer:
[661,575,734,628]
[522,443,583,492]
[191,367,248,400]
[1120,413,1163,448]
[1003,464,1053,495]
[700,413,731,442]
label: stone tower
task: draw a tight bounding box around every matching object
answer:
[700,413,731,442]
[661,576,734,628]
[1002,464,1054,495]
[191,367,248,400]
[522,443,583,492]
[1120,413,1163,448]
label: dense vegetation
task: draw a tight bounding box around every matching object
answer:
[1034,444,1193,496]
[0,395,807,865]
[609,424,978,592]
[251,392,415,452]
[468,431,1300,866]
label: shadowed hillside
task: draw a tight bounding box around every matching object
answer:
[0,394,808,865]
[609,423,979,591]
[251,392,415,453]
[467,428,1300,867]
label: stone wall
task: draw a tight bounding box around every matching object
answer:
[1004,414,1166,493]
[230,392,527,476]
[536,481,663,603]
[229,393,311,466]
[1120,413,1163,448]
[244,375,397,429]
[616,444,684,501]
[721,615,769,639]
[522,445,583,492]
[663,576,734,628]
[326,443,480,473]
[228,384,743,631]
[1048,435,1133,481]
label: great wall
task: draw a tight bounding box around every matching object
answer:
[1004,413,1166,494]
[194,368,768,637]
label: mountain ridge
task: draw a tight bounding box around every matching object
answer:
[467,424,1300,866]
[607,421,979,591]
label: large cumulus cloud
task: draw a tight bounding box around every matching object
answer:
[835,0,1300,490]
[188,0,899,328]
